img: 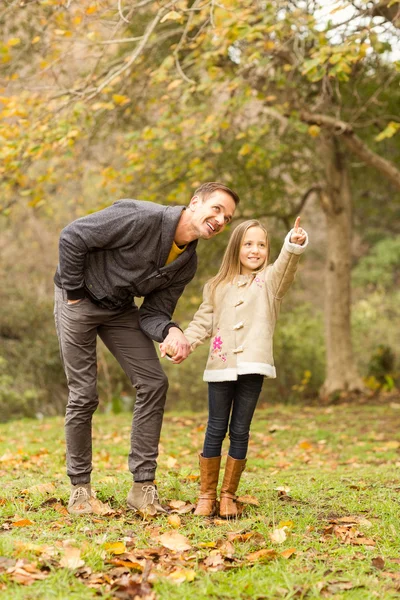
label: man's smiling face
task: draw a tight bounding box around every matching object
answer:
[188,190,236,240]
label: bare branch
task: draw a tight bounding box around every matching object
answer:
[83,1,177,101]
[118,0,130,23]
[300,111,400,191]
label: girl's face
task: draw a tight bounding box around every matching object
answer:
[239,226,268,275]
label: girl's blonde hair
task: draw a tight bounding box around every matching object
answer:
[208,220,269,298]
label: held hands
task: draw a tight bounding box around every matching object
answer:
[160,327,191,364]
[290,216,307,245]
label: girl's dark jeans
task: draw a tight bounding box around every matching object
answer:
[202,374,264,460]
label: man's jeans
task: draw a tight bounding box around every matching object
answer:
[54,286,168,485]
[202,374,264,460]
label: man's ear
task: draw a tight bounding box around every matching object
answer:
[188,194,200,211]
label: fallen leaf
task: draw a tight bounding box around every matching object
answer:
[159,531,191,552]
[90,496,115,516]
[60,547,85,569]
[269,528,287,544]
[281,547,297,559]
[104,542,127,555]
[203,553,225,571]
[236,495,259,506]
[246,548,278,562]
[169,500,186,509]
[166,456,178,468]
[372,556,385,570]
[21,483,56,495]
[168,568,196,583]
[6,559,48,585]
[12,519,34,528]
[167,514,181,529]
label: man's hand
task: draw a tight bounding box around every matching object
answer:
[160,328,191,364]
[290,216,307,245]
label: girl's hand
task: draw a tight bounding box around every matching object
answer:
[290,216,307,245]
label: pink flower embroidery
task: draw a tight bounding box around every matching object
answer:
[213,336,223,351]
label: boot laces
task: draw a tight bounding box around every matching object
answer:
[141,484,159,505]
[70,486,90,503]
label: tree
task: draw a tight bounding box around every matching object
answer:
[2,0,400,397]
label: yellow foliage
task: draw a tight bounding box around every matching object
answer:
[7,38,21,47]
[308,125,320,138]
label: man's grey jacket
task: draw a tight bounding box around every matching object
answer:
[54,200,198,342]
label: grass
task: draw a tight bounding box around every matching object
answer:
[1,400,400,599]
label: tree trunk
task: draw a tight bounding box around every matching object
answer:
[319,136,364,398]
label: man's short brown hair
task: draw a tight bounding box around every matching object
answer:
[193,182,240,206]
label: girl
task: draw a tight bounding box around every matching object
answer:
[161,217,308,518]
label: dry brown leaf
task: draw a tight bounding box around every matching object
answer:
[213,518,228,526]
[218,540,235,557]
[280,547,297,559]
[169,500,186,509]
[203,552,225,571]
[111,573,155,599]
[167,514,181,529]
[21,483,56,495]
[6,560,48,585]
[246,549,278,562]
[371,556,385,570]
[108,557,145,572]
[159,531,191,552]
[324,581,354,593]
[236,495,260,506]
[60,547,85,569]
[89,496,115,516]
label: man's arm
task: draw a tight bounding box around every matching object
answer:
[138,268,196,343]
[58,202,142,299]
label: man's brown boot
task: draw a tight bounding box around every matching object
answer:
[194,454,221,517]
[219,455,246,519]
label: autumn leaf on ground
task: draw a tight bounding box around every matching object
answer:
[274,486,291,498]
[236,494,259,506]
[270,527,288,544]
[12,519,34,528]
[167,514,181,528]
[7,559,48,585]
[89,496,115,516]
[203,552,225,571]
[111,573,155,600]
[104,541,126,555]
[159,531,191,552]
[21,482,56,495]
[371,556,385,570]
[60,547,85,569]
[281,548,297,559]
[168,500,195,514]
[14,541,56,558]
[168,568,196,583]
[246,549,278,562]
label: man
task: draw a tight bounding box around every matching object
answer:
[54,182,239,515]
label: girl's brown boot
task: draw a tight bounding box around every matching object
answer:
[194,454,221,516]
[219,455,246,518]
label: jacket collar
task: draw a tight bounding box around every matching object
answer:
[158,205,197,267]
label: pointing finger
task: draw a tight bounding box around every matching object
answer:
[294,216,300,231]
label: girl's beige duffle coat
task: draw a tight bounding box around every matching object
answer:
[184,230,308,382]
